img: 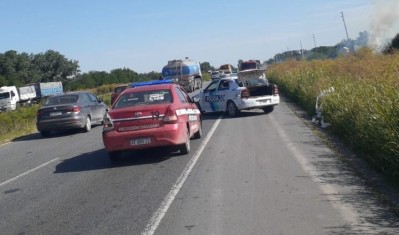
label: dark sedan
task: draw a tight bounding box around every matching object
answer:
[36,91,108,137]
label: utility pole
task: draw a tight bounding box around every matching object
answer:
[300,40,305,59]
[340,12,350,41]
[312,34,317,48]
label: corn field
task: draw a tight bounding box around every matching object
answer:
[267,48,399,178]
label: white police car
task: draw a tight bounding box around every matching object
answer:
[193,76,279,117]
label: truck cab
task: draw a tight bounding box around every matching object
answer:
[0,86,20,111]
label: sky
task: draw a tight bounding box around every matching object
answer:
[1,0,399,73]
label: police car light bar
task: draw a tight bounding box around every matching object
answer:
[131,79,173,87]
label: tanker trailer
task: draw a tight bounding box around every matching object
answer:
[161,58,202,92]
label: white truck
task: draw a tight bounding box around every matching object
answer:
[0,82,63,111]
[193,69,279,116]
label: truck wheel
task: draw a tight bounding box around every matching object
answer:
[109,151,122,162]
[84,116,91,132]
[179,127,190,155]
[227,101,239,117]
[262,106,274,114]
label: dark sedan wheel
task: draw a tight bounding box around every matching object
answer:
[40,130,50,137]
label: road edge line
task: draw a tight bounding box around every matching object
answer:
[141,117,222,235]
[0,158,60,187]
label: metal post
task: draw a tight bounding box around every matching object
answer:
[312,34,317,48]
[341,12,349,40]
[300,40,305,59]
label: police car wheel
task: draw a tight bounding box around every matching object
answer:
[262,106,274,114]
[227,101,239,117]
[179,128,190,155]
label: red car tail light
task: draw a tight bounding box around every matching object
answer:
[274,85,279,96]
[65,106,81,113]
[103,113,114,131]
[241,88,250,99]
[163,105,178,124]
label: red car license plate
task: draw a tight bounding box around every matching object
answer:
[130,137,151,146]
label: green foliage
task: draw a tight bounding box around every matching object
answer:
[202,73,211,81]
[63,69,159,91]
[200,62,214,73]
[0,105,39,143]
[267,49,399,178]
[0,50,79,85]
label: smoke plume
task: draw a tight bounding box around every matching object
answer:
[369,0,399,50]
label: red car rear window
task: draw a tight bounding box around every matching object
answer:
[114,89,172,108]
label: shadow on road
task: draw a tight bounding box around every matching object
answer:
[200,109,268,121]
[12,125,104,142]
[54,147,174,174]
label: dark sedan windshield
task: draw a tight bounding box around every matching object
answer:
[44,95,79,106]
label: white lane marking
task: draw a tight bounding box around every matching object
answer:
[269,115,360,226]
[0,158,59,187]
[141,117,223,235]
[0,142,11,147]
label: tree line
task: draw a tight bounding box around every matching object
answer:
[266,32,399,64]
[0,50,163,91]
[0,50,222,91]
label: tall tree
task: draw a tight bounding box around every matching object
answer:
[200,62,213,73]
[32,50,79,83]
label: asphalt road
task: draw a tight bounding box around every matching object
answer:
[0,93,398,234]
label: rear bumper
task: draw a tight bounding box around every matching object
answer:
[102,122,186,152]
[36,116,86,131]
[236,96,280,110]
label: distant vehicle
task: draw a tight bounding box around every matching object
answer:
[193,70,280,116]
[110,84,129,106]
[227,72,238,79]
[0,82,63,111]
[219,64,234,74]
[239,60,261,71]
[102,80,202,162]
[161,57,202,93]
[0,86,21,111]
[36,91,108,137]
[211,71,222,80]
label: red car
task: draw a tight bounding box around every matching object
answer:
[110,84,128,106]
[102,80,202,161]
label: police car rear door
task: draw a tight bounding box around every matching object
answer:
[199,79,226,113]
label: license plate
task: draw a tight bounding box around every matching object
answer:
[50,111,62,116]
[130,137,151,146]
[259,99,271,104]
